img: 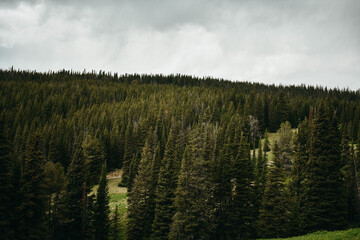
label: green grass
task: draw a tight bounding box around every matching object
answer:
[259,228,360,240]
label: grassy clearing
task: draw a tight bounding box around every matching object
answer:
[259,228,360,240]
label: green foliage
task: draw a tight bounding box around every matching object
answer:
[82,135,105,188]
[18,132,47,240]
[303,102,346,232]
[258,142,289,239]
[62,147,88,240]
[0,119,14,240]
[127,131,158,240]
[230,134,256,239]
[152,126,180,240]
[276,121,294,171]
[1,69,360,239]
[94,162,110,240]
[169,125,215,240]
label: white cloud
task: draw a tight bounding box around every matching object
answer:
[0,0,359,90]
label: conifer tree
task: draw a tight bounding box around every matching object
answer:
[43,161,66,240]
[0,119,13,240]
[127,131,158,240]
[258,142,289,238]
[169,125,214,240]
[213,115,241,239]
[288,119,309,235]
[94,162,110,240]
[62,147,87,240]
[152,127,178,240]
[230,134,256,239]
[121,121,135,186]
[254,139,267,222]
[82,135,105,188]
[263,129,270,152]
[18,132,47,240]
[341,124,360,223]
[111,206,119,240]
[276,121,294,172]
[303,102,346,232]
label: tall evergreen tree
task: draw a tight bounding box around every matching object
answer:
[111,206,120,240]
[62,147,87,240]
[254,139,267,224]
[341,124,360,223]
[303,102,346,232]
[82,135,105,188]
[18,132,47,240]
[288,118,309,235]
[152,127,179,240]
[0,119,14,240]
[94,162,110,240]
[258,142,289,238]
[230,134,256,239]
[121,121,135,186]
[127,131,158,240]
[169,125,214,240]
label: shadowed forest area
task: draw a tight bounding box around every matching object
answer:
[1,69,360,240]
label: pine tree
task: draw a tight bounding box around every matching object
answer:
[254,139,267,224]
[0,119,14,240]
[127,131,158,240]
[111,206,119,240]
[121,121,135,186]
[18,132,47,240]
[151,127,179,240]
[62,147,87,240]
[213,115,241,240]
[43,161,66,240]
[341,124,359,223]
[169,125,215,240]
[258,142,289,238]
[263,129,270,152]
[82,135,105,188]
[276,121,294,172]
[230,134,256,239]
[303,102,346,232]
[94,162,110,240]
[288,118,309,235]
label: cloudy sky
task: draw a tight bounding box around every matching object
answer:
[0,0,359,89]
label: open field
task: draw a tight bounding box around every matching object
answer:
[260,228,360,240]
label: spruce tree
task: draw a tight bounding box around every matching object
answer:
[62,147,87,240]
[151,127,179,240]
[288,118,309,235]
[121,121,135,186]
[111,206,119,240]
[263,129,270,152]
[82,135,105,188]
[0,119,13,240]
[254,139,267,224]
[213,115,241,239]
[303,102,346,232]
[169,125,214,240]
[341,124,359,223]
[127,131,158,240]
[94,162,110,240]
[230,134,256,239]
[258,142,289,238]
[18,132,47,240]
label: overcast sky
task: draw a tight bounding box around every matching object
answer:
[0,0,359,90]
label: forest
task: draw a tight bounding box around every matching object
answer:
[0,68,360,240]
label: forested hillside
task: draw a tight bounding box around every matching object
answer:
[0,69,360,240]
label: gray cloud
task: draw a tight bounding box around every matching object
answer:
[0,0,359,89]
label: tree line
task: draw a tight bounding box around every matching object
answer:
[1,69,360,239]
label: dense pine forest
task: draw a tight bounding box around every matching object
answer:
[1,69,360,240]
